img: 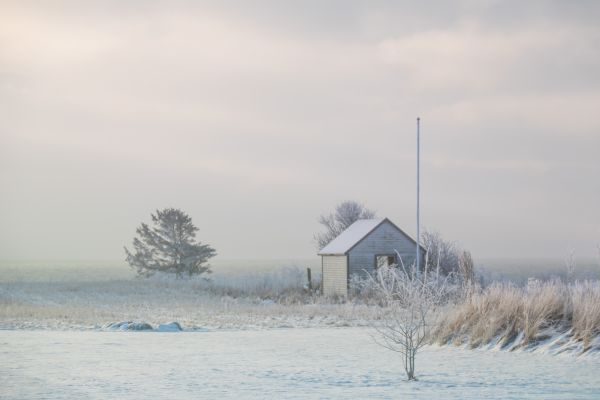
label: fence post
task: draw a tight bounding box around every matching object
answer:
[307,267,312,291]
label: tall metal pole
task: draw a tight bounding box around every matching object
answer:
[416,117,421,278]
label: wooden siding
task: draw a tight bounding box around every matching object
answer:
[322,255,348,296]
[348,220,421,278]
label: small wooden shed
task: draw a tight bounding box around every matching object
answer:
[318,218,425,296]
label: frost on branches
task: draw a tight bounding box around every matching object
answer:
[369,257,452,381]
[124,208,216,278]
[315,200,376,250]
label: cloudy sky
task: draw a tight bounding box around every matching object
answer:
[1,0,599,261]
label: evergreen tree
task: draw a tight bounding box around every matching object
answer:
[125,208,216,278]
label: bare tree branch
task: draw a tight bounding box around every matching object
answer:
[315,201,376,249]
[367,264,453,380]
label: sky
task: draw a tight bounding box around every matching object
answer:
[1,0,599,261]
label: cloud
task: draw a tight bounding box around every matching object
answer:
[1,1,599,259]
[429,93,600,135]
[377,22,600,94]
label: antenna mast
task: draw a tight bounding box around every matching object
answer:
[416,117,421,278]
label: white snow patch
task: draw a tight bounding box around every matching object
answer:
[2,328,600,399]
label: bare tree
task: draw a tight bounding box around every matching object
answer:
[315,201,376,249]
[421,230,476,285]
[368,261,450,381]
[125,208,216,278]
[420,230,459,276]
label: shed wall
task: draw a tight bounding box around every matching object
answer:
[348,220,421,278]
[322,255,348,296]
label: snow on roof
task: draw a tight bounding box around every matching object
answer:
[318,218,385,255]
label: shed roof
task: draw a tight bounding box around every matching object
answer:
[318,218,384,255]
[317,217,425,256]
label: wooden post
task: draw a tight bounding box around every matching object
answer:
[307,267,312,291]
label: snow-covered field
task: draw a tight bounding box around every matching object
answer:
[1,260,361,331]
[2,260,600,398]
[2,328,600,399]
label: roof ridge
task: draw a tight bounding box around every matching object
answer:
[317,218,385,255]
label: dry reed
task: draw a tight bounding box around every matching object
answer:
[433,280,600,351]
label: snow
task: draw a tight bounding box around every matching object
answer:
[318,219,384,255]
[2,260,600,398]
[102,321,154,331]
[0,262,373,331]
[1,328,600,399]
[101,321,184,332]
[157,322,183,332]
[460,328,600,357]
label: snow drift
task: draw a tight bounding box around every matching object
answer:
[102,321,184,332]
[103,321,154,331]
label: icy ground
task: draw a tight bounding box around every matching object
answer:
[0,261,373,331]
[1,328,600,400]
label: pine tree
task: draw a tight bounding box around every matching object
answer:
[125,208,216,278]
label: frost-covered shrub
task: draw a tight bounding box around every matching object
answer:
[348,274,385,304]
[201,266,318,304]
[348,266,465,306]
[367,265,457,380]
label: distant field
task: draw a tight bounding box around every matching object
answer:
[477,257,600,284]
[1,258,599,334]
[0,258,356,331]
[2,257,598,283]
[0,258,322,282]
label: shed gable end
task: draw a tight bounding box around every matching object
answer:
[347,220,418,277]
